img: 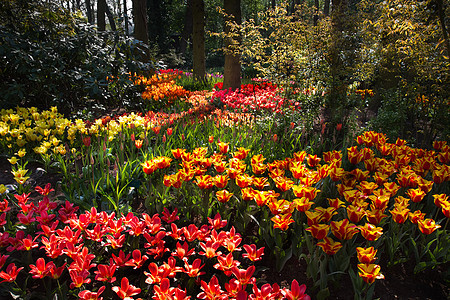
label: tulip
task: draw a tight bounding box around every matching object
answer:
[417,218,441,235]
[306,224,330,240]
[356,247,378,264]
[359,223,383,241]
[316,237,343,255]
[357,263,384,284]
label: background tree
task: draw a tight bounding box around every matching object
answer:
[132,0,150,62]
[86,0,94,24]
[192,0,206,81]
[223,0,242,90]
[180,0,193,55]
[97,0,106,31]
[0,0,143,113]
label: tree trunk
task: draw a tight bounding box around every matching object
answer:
[223,0,241,90]
[105,2,117,31]
[313,0,319,26]
[97,0,106,31]
[180,0,193,55]
[86,0,94,24]
[192,0,206,81]
[323,0,348,130]
[132,0,150,62]
[123,0,129,35]
[436,0,450,61]
[324,0,330,16]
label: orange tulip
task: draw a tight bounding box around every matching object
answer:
[235,174,253,188]
[214,161,227,173]
[316,237,342,255]
[433,194,449,208]
[293,197,312,212]
[171,148,186,160]
[406,188,426,203]
[306,224,330,240]
[195,175,213,190]
[217,142,229,154]
[365,208,388,225]
[213,174,229,189]
[292,186,320,200]
[356,247,377,264]
[357,181,378,196]
[241,187,255,201]
[347,146,363,165]
[342,189,360,203]
[330,219,359,240]
[135,139,143,149]
[253,190,272,206]
[440,200,450,218]
[390,207,410,224]
[216,190,233,203]
[319,206,338,223]
[364,158,378,173]
[359,223,383,241]
[271,213,295,231]
[417,218,441,235]
[305,209,324,226]
[327,198,345,209]
[273,176,294,192]
[329,166,344,182]
[368,195,390,210]
[374,172,389,185]
[432,167,448,184]
[154,156,172,169]
[383,182,400,196]
[393,196,410,208]
[307,154,321,168]
[268,199,293,215]
[233,147,250,160]
[141,160,157,175]
[346,205,366,223]
[416,177,433,193]
[323,150,342,163]
[252,177,270,190]
[357,264,384,284]
[408,210,426,224]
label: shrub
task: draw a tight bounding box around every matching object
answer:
[0,0,149,116]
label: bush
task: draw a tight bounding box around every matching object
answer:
[0,0,149,116]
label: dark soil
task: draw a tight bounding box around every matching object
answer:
[0,158,448,300]
[259,255,449,300]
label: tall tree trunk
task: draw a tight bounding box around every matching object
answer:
[323,0,348,131]
[272,0,276,9]
[180,0,193,55]
[123,0,129,35]
[436,0,450,61]
[86,0,94,24]
[97,0,106,31]
[324,0,330,16]
[133,0,150,62]
[223,0,242,90]
[192,0,206,81]
[314,0,319,26]
[105,2,117,31]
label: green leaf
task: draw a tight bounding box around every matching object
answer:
[316,288,330,300]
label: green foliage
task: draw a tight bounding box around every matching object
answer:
[357,0,450,144]
[0,0,149,115]
[368,89,408,141]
